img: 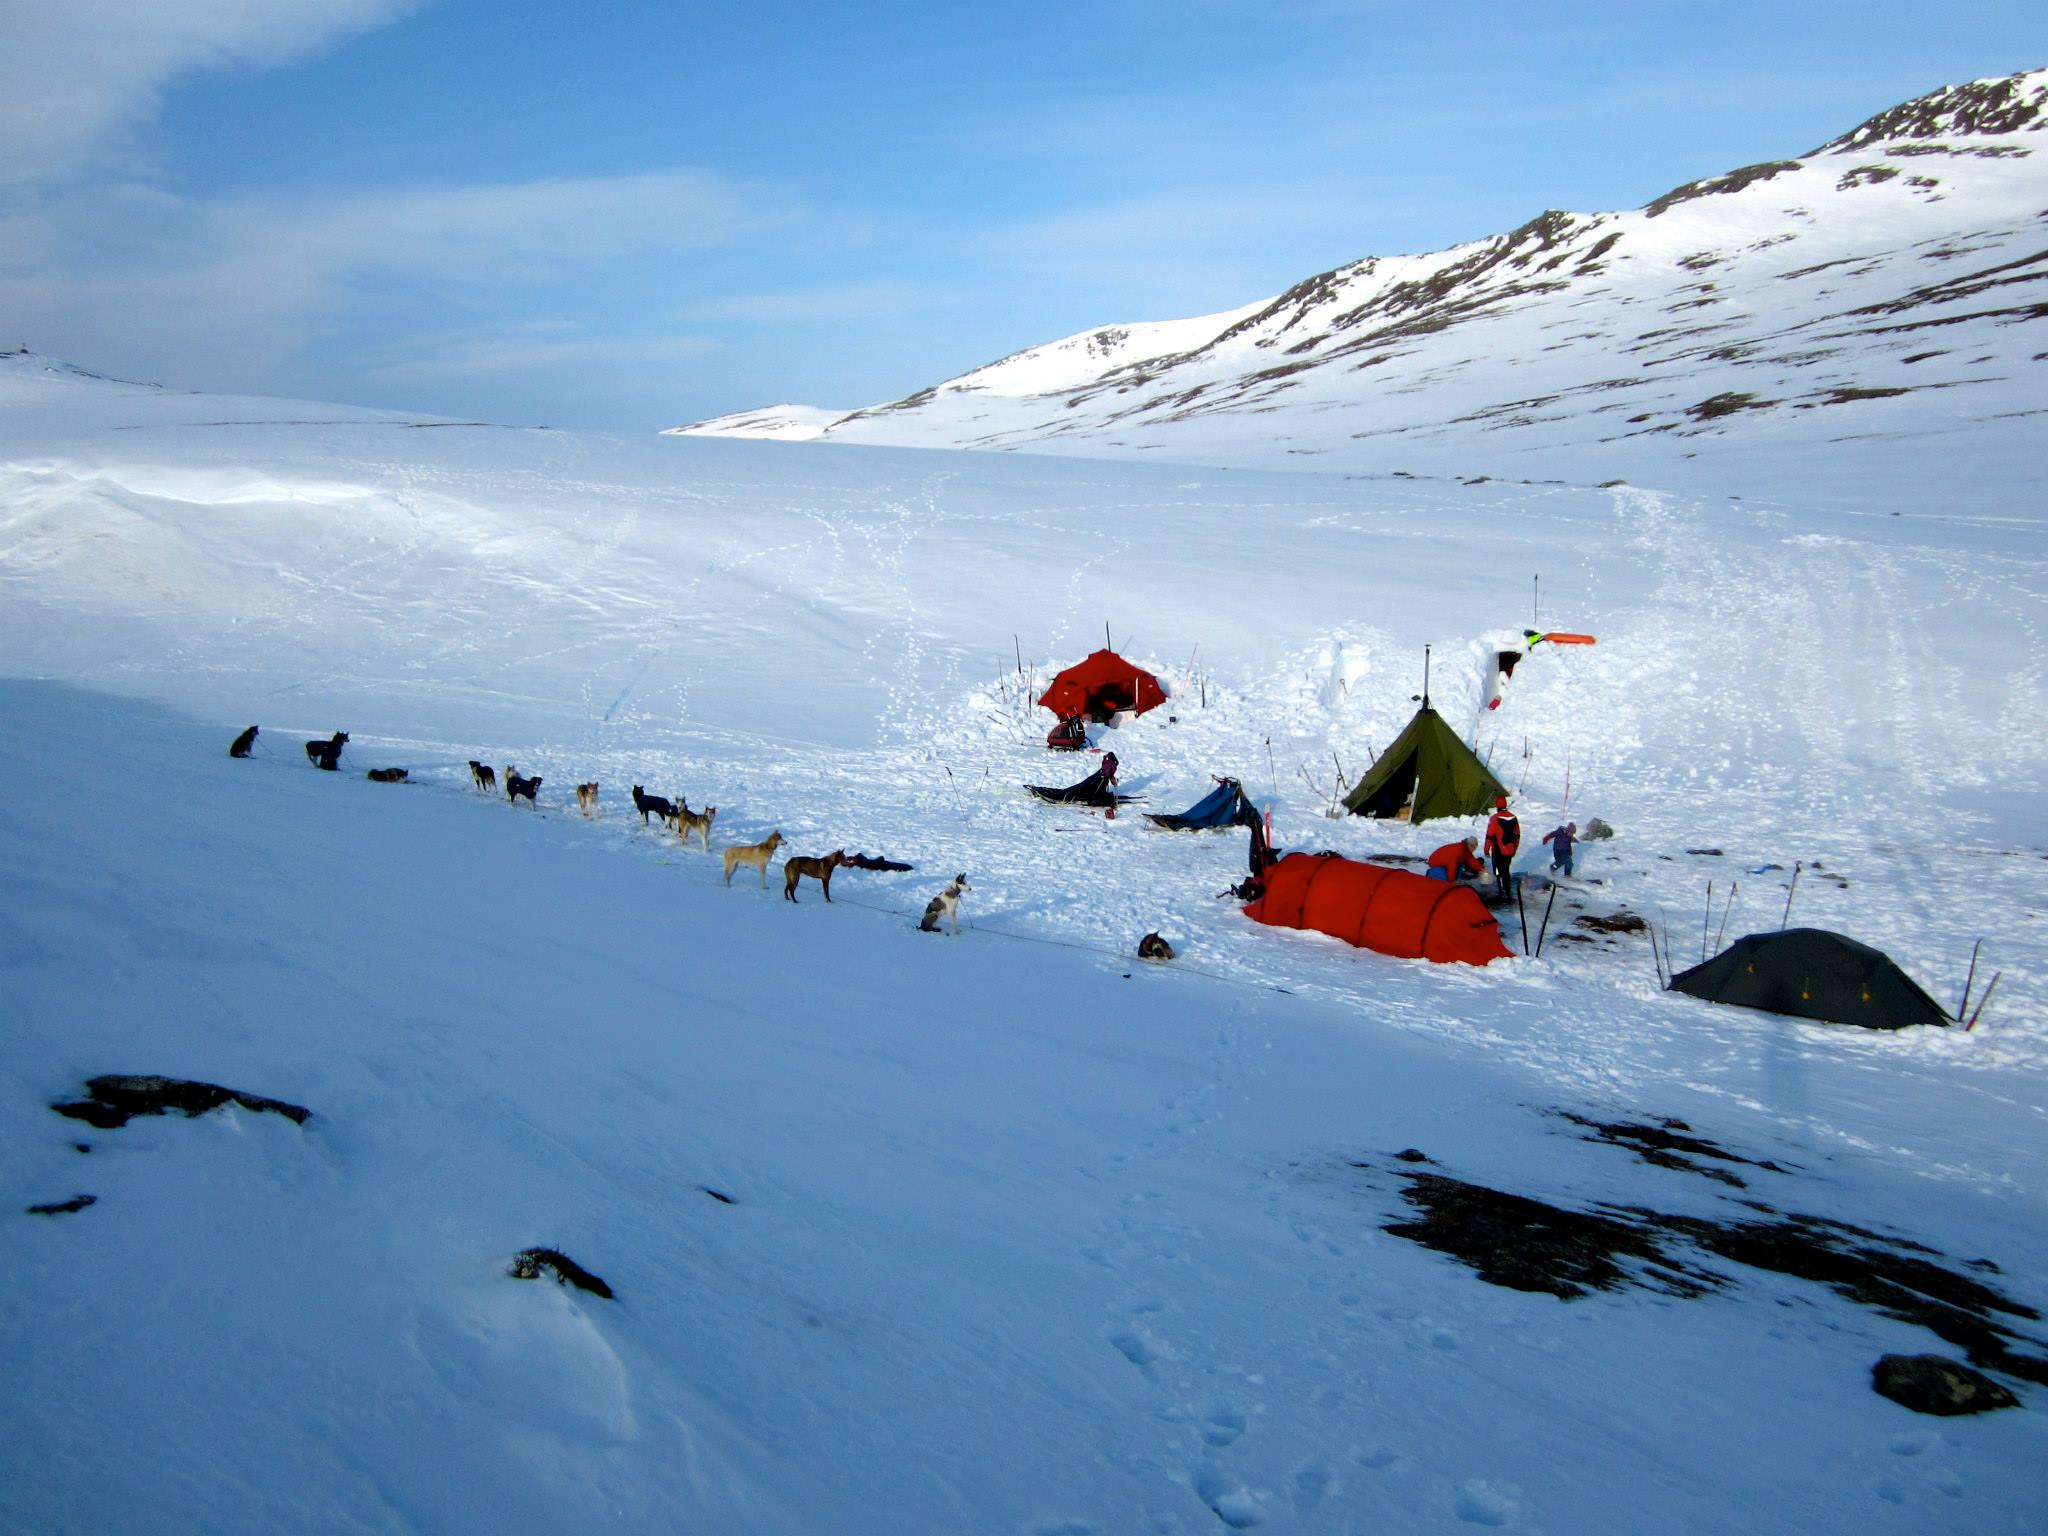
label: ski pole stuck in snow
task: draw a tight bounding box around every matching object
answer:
[1966,972,2001,1031]
[1714,881,1740,955]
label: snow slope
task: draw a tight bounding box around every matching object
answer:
[675,69,2048,505]
[3,340,2046,1532]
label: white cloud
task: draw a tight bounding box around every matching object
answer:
[378,333,716,381]
[0,169,789,387]
[0,0,424,184]
[682,282,923,324]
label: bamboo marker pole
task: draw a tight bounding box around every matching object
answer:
[1702,880,1714,963]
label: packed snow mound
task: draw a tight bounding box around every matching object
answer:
[675,68,2048,497]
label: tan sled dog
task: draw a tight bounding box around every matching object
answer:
[576,781,599,816]
[677,801,716,850]
[782,849,846,903]
[722,831,785,887]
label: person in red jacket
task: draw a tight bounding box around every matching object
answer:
[1484,796,1522,893]
[1427,835,1485,884]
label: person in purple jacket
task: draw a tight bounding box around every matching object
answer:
[1542,821,1578,878]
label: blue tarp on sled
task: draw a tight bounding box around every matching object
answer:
[1146,778,1260,832]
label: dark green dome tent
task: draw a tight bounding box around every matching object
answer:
[1667,928,1952,1031]
[1342,705,1506,824]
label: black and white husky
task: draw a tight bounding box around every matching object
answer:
[918,874,970,934]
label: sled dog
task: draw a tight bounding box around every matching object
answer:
[919,875,970,934]
[782,850,846,903]
[676,801,716,850]
[722,831,785,887]
[304,731,348,771]
[632,785,677,826]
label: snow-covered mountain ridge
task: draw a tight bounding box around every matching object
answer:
[674,68,2047,492]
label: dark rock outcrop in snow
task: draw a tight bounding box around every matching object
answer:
[26,1194,97,1216]
[52,1075,311,1130]
[1872,1353,2020,1415]
[1358,1155,2048,1391]
[509,1247,614,1299]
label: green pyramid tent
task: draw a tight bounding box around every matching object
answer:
[1342,705,1506,824]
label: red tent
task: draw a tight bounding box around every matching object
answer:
[1038,650,1168,724]
[1245,852,1512,966]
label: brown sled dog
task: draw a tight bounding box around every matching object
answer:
[367,767,409,783]
[676,801,716,851]
[783,850,846,903]
[1138,931,1176,961]
[722,831,785,887]
[576,782,599,816]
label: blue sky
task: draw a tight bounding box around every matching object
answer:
[3,1,2040,428]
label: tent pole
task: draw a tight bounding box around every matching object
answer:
[1535,883,1558,958]
[1533,573,1539,626]
[1702,880,1713,963]
[1516,882,1530,956]
[1958,938,1983,1021]
[1422,645,1431,709]
[1780,861,1802,930]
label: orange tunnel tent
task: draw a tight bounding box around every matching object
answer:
[1245,852,1513,966]
[1038,649,1168,724]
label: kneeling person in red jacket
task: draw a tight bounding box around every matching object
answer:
[1427,835,1485,884]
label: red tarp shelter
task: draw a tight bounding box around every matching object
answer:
[1245,852,1512,966]
[1038,650,1168,724]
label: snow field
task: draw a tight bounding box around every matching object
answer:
[3,355,2046,1532]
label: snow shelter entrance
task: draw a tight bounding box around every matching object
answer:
[1342,705,1505,824]
[1038,650,1168,725]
